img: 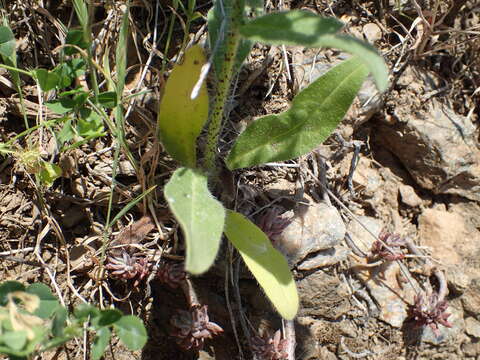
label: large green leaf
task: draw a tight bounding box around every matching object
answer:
[164,168,225,274]
[226,56,369,169]
[223,210,298,320]
[240,10,342,45]
[157,45,209,168]
[240,11,388,91]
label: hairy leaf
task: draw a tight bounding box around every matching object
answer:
[240,10,342,45]
[240,11,388,91]
[158,45,209,168]
[164,168,225,274]
[224,210,298,320]
[226,57,369,169]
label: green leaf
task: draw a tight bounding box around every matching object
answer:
[33,69,60,92]
[0,26,15,58]
[25,283,60,319]
[157,45,209,168]
[56,117,75,145]
[2,331,27,351]
[239,11,388,91]
[164,168,225,274]
[72,0,89,31]
[46,97,76,114]
[0,281,25,305]
[51,307,68,337]
[226,56,369,169]
[240,10,342,45]
[64,29,88,55]
[91,326,111,360]
[74,304,100,320]
[92,309,122,329]
[97,91,117,108]
[77,107,104,137]
[223,210,298,320]
[38,161,62,188]
[113,315,147,351]
[53,59,86,89]
[115,3,129,104]
[311,34,388,92]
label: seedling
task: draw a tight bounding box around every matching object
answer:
[158,0,388,320]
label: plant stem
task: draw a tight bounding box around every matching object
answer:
[203,0,243,175]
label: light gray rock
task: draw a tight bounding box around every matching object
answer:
[276,201,346,266]
[465,317,480,338]
[377,99,480,201]
[398,184,423,207]
[297,246,350,271]
[363,23,382,43]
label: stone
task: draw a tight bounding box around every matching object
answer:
[297,246,350,271]
[465,317,480,338]
[377,99,480,201]
[276,201,346,266]
[418,208,480,267]
[297,270,350,320]
[398,184,423,207]
[363,23,382,43]
[462,279,480,318]
[462,341,480,357]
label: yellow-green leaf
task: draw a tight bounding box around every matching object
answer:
[224,210,298,320]
[158,45,209,168]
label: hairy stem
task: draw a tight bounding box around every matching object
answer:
[203,0,243,175]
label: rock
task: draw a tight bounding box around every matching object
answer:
[462,279,480,318]
[420,304,464,345]
[363,23,382,43]
[465,317,480,338]
[462,341,480,357]
[297,246,350,271]
[418,208,480,267]
[276,201,346,266]
[398,184,423,207]
[418,207,480,298]
[297,270,350,320]
[377,99,480,201]
[347,217,418,328]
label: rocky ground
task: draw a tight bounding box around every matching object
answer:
[0,0,479,359]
